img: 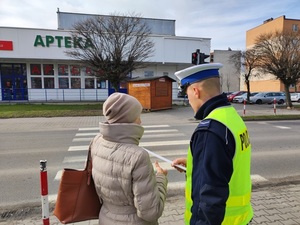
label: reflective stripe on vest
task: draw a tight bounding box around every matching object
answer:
[184,146,193,225]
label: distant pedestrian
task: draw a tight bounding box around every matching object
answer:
[172,63,253,225]
[90,92,168,225]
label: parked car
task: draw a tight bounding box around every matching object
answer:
[249,92,286,104]
[224,91,233,96]
[232,92,259,103]
[290,93,300,102]
[227,91,247,102]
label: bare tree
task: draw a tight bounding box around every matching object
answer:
[230,49,260,102]
[254,30,300,108]
[66,12,154,91]
[226,75,231,92]
[219,73,223,91]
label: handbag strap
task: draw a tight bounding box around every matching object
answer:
[86,141,93,186]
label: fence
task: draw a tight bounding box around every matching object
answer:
[0,88,108,102]
[0,87,184,103]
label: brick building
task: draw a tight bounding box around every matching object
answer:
[246,15,300,92]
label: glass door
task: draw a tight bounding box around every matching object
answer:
[1,63,28,101]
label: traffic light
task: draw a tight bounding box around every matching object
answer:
[191,52,198,65]
[199,53,209,64]
[191,50,209,65]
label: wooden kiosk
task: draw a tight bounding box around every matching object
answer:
[127,76,176,111]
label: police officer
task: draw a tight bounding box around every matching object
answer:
[172,63,253,225]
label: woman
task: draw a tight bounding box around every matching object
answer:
[91,92,168,225]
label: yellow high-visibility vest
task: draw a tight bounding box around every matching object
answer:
[184,106,253,225]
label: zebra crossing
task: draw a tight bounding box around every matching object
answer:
[54,124,190,189]
[54,124,268,189]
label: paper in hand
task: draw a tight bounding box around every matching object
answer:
[142,147,186,171]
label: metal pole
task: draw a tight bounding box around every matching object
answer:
[196,49,200,65]
[273,98,277,115]
[40,160,50,225]
[243,99,246,116]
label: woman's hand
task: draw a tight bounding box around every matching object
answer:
[155,161,168,176]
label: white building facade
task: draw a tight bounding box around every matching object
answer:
[0,11,211,102]
[210,49,241,93]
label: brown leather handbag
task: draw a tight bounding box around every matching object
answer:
[53,144,102,224]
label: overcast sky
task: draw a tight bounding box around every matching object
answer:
[1,0,299,50]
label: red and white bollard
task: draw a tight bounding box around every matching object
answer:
[273,98,277,115]
[40,160,50,225]
[243,99,246,116]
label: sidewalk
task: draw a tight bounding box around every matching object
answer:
[2,181,300,225]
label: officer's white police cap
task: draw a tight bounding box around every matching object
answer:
[174,63,223,89]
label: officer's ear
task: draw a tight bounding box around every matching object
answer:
[191,85,201,99]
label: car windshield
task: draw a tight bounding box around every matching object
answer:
[234,93,246,98]
[238,92,258,98]
[255,93,265,97]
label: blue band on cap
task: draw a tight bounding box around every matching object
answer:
[181,69,219,87]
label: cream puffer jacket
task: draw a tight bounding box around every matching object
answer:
[90,122,168,225]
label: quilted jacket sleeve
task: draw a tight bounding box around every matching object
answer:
[132,149,168,222]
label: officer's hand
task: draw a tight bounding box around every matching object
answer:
[172,158,186,173]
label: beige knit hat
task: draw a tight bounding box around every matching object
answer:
[103,92,143,124]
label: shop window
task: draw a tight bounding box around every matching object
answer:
[292,24,298,32]
[30,64,41,75]
[0,64,13,75]
[59,78,69,89]
[71,78,81,89]
[13,64,27,76]
[43,64,54,75]
[44,78,55,89]
[58,64,69,76]
[31,77,42,88]
[70,65,80,76]
[96,79,106,89]
[0,63,27,76]
[84,67,94,76]
[85,78,94,89]
[120,81,127,89]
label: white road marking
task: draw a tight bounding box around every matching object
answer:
[54,170,62,180]
[148,149,187,157]
[142,133,185,138]
[63,156,87,163]
[68,145,89,151]
[144,125,170,128]
[251,174,268,183]
[140,140,189,147]
[76,132,98,136]
[78,125,170,131]
[73,137,94,142]
[256,122,267,125]
[274,126,291,129]
[144,129,178,133]
[78,127,99,131]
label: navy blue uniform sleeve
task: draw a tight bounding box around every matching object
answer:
[190,121,234,225]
